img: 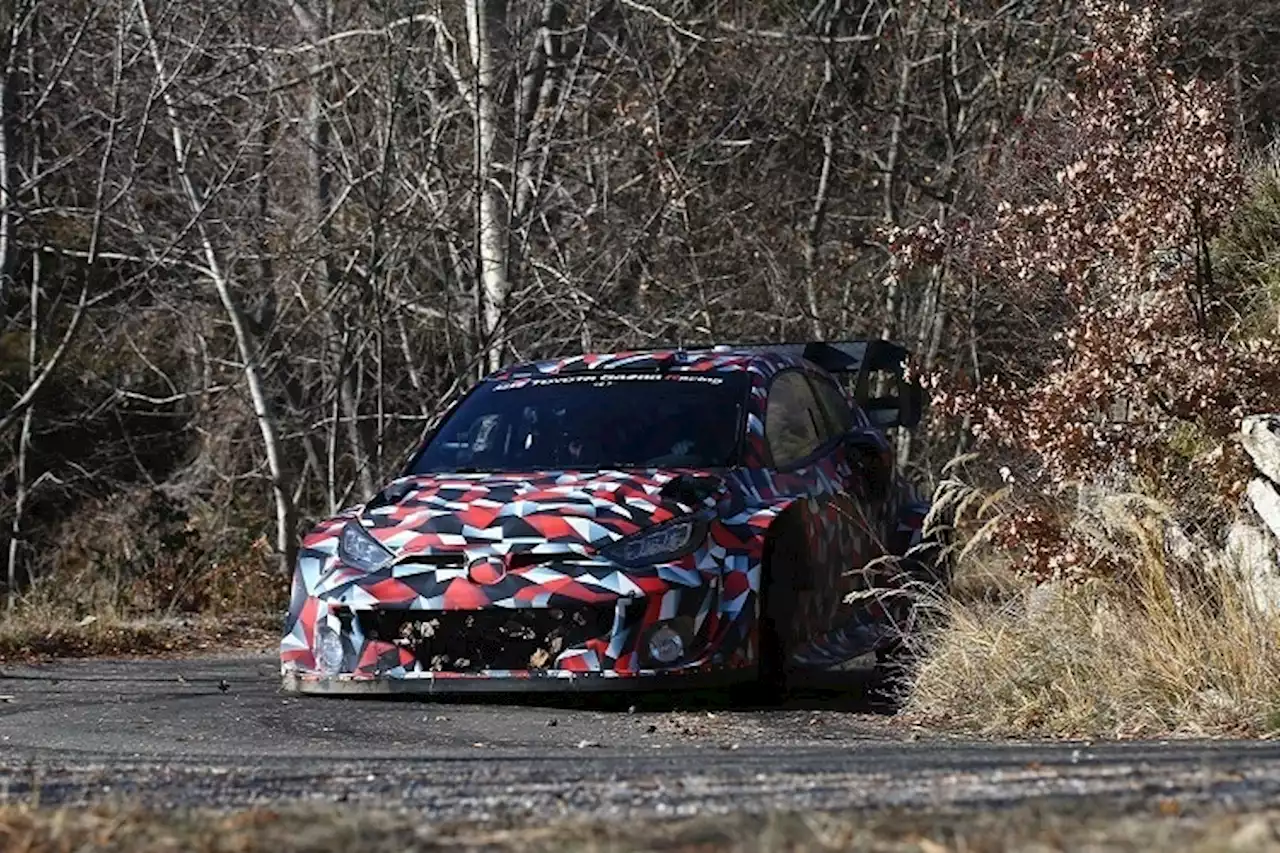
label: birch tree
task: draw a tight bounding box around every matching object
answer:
[133,0,297,573]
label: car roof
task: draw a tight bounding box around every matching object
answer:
[488,347,809,380]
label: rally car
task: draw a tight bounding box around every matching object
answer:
[280,340,941,696]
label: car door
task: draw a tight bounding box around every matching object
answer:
[806,370,895,584]
[762,369,850,654]
[789,370,902,667]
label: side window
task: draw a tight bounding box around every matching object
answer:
[765,371,826,468]
[810,375,854,436]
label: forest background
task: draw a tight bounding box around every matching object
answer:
[5,1,1280,733]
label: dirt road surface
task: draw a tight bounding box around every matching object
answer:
[1,653,1278,825]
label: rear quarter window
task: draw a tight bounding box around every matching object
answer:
[765,370,826,468]
[809,374,854,436]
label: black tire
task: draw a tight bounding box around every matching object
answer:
[739,515,806,706]
[750,579,788,705]
[869,524,955,707]
[865,640,916,709]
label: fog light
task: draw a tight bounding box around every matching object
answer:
[314,626,344,675]
[647,624,684,665]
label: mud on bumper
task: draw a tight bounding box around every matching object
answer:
[281,589,753,694]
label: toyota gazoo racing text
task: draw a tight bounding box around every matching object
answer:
[280,340,941,695]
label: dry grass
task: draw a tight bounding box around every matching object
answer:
[30,487,288,621]
[0,612,278,663]
[1,801,1279,853]
[0,518,285,662]
[903,477,1280,738]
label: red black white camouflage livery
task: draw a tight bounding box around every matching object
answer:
[281,342,938,695]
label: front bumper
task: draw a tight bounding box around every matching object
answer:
[279,597,754,693]
[280,521,765,695]
[280,585,757,694]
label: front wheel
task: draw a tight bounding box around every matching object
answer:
[738,517,806,706]
[749,582,789,705]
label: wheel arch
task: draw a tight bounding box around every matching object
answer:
[754,499,810,591]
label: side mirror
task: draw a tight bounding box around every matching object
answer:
[866,406,899,429]
[844,428,893,500]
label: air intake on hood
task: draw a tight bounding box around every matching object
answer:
[392,553,465,569]
[658,473,722,510]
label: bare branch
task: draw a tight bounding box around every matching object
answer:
[0,284,89,436]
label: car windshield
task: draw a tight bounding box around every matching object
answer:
[410,371,750,474]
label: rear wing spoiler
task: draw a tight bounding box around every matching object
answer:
[731,340,925,429]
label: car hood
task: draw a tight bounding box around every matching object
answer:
[352,468,725,557]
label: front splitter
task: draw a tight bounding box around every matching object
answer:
[282,666,754,696]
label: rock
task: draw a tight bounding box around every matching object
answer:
[1164,521,1206,565]
[1226,520,1280,615]
[1230,817,1276,850]
[1234,416,1280,616]
[1248,478,1280,542]
[1242,416,1280,485]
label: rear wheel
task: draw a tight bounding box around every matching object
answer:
[870,523,955,703]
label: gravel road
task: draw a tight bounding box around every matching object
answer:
[1,653,1279,822]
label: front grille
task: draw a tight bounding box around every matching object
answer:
[359,606,617,672]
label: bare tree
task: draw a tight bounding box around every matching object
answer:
[134,0,297,573]
[1,0,1265,615]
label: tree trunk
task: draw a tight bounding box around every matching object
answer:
[803,86,834,340]
[0,0,22,318]
[6,246,35,612]
[467,0,511,374]
[287,0,376,502]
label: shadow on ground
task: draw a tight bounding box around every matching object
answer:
[351,667,904,715]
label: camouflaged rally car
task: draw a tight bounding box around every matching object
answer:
[280,340,940,695]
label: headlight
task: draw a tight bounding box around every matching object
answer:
[600,517,705,567]
[337,520,393,572]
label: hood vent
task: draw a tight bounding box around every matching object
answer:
[658,473,722,510]
[393,553,465,569]
[364,478,415,512]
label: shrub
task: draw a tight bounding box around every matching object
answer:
[906,479,1280,737]
[889,1,1280,581]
